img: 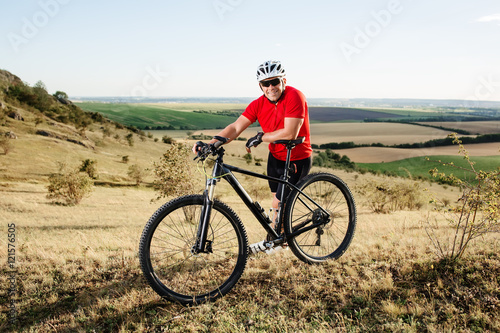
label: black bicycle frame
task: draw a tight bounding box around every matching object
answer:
[194,145,329,253]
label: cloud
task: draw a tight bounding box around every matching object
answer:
[476,13,500,25]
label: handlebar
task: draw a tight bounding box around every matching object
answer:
[194,136,228,161]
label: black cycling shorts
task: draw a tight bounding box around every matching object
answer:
[267,152,312,201]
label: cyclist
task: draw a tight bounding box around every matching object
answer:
[193,60,312,229]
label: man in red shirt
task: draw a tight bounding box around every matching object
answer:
[194,60,312,227]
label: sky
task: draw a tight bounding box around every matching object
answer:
[1,0,500,102]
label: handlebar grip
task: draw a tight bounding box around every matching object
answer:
[213,136,228,148]
[213,141,223,149]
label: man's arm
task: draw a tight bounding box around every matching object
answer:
[261,117,304,143]
[193,115,252,153]
[209,115,252,144]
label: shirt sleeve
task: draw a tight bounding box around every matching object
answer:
[242,99,259,123]
[285,89,307,119]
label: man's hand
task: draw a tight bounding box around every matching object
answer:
[245,132,264,152]
[192,141,208,155]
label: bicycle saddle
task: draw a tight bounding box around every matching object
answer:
[273,136,305,145]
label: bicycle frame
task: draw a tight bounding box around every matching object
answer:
[194,142,329,254]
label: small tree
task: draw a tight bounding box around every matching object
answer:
[0,136,12,155]
[152,143,196,201]
[425,133,500,260]
[79,159,98,179]
[243,153,252,165]
[102,126,112,138]
[53,91,68,100]
[162,135,175,144]
[46,163,94,205]
[128,164,148,185]
[125,133,134,146]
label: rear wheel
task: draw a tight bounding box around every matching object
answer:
[139,195,248,305]
[284,173,356,264]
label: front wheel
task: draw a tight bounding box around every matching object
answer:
[139,195,248,305]
[284,173,356,264]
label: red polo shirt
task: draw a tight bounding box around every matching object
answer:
[242,86,312,161]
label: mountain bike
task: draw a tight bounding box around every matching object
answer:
[139,136,356,305]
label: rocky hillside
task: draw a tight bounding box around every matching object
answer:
[0,69,166,184]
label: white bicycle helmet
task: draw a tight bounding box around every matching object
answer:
[256,60,286,81]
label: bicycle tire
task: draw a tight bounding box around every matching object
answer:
[139,194,248,305]
[284,173,356,264]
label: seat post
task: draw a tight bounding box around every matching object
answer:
[273,137,304,206]
[277,143,294,206]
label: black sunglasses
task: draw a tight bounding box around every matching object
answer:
[260,78,281,87]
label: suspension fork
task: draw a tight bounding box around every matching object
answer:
[194,159,222,253]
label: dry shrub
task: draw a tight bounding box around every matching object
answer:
[425,133,500,260]
[46,162,94,205]
[127,164,148,185]
[355,178,424,213]
[79,159,98,179]
[152,143,196,201]
[0,135,12,154]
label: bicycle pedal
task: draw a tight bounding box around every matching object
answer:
[249,240,269,255]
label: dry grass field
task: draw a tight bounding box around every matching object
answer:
[418,121,500,135]
[190,123,500,163]
[339,143,500,163]
[191,123,456,146]
[1,169,499,332]
[1,104,499,332]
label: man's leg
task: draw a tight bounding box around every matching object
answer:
[270,192,279,228]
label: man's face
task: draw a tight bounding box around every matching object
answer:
[260,77,286,102]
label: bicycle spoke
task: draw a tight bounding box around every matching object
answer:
[285,174,356,263]
[140,195,247,304]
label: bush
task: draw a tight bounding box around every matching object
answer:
[152,143,196,200]
[0,136,12,155]
[243,153,252,165]
[128,164,148,185]
[425,133,500,260]
[312,150,355,170]
[125,133,134,146]
[79,159,98,179]
[46,163,93,205]
[355,178,424,213]
[162,135,175,144]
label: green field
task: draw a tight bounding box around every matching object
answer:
[357,155,500,181]
[78,102,466,130]
[76,102,244,130]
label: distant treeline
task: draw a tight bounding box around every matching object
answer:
[192,110,241,117]
[312,133,500,150]
[365,116,500,124]
[142,125,197,130]
[398,122,471,135]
